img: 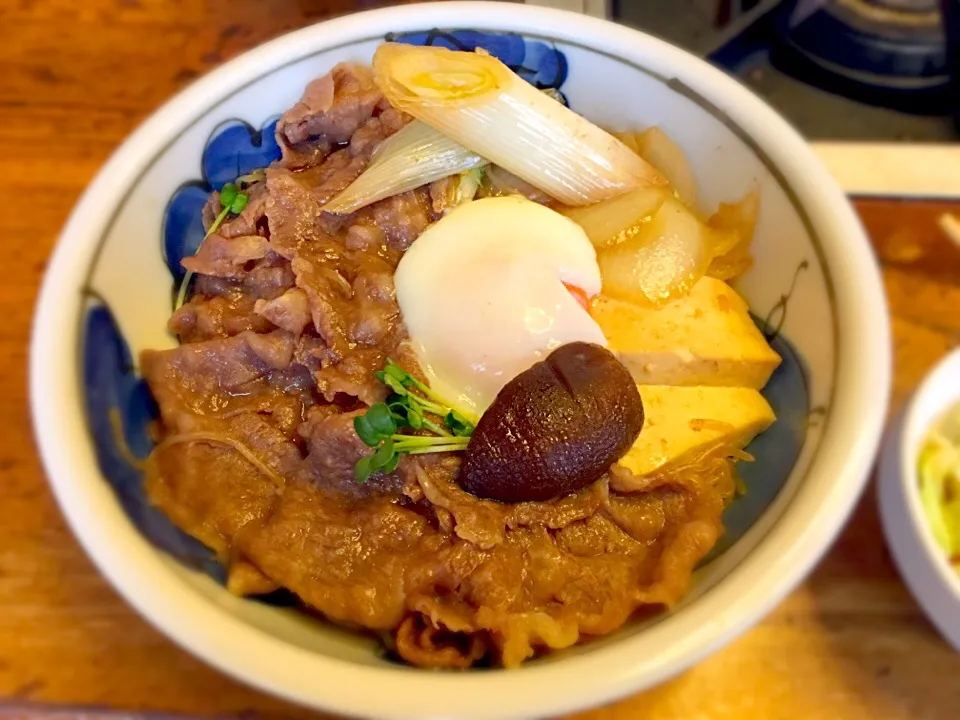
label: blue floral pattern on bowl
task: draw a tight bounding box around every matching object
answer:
[81,27,811,583]
[163,118,281,286]
[82,301,222,575]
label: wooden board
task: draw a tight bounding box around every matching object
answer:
[4,1,960,718]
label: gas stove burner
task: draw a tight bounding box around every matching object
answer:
[770,0,949,113]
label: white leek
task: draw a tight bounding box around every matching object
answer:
[372,43,665,207]
[324,120,486,214]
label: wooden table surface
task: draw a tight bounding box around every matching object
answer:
[6,1,960,718]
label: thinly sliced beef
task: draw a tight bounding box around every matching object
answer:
[291,247,400,350]
[483,165,555,205]
[266,109,412,258]
[142,330,299,422]
[220,182,269,239]
[277,63,383,146]
[314,347,387,406]
[369,188,433,252]
[201,190,221,230]
[344,222,386,252]
[170,294,274,343]
[277,135,331,171]
[254,288,311,334]
[227,560,280,597]
[314,340,420,407]
[147,415,293,559]
[243,257,297,301]
[300,407,404,498]
[246,330,295,369]
[350,269,397,344]
[181,234,270,278]
[347,107,409,157]
[264,162,361,259]
[292,256,353,355]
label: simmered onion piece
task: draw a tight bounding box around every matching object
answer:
[560,186,668,250]
[706,187,760,281]
[373,43,665,206]
[615,127,698,209]
[598,195,732,306]
[325,120,487,214]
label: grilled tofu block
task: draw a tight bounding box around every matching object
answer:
[592,277,781,389]
[618,384,775,477]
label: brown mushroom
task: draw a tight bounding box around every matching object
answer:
[459,342,644,502]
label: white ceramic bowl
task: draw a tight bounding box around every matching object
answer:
[30,3,891,718]
[879,349,960,651]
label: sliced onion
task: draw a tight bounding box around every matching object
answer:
[560,186,668,250]
[706,187,760,281]
[598,195,725,306]
[615,127,698,208]
[324,120,487,214]
[372,43,665,206]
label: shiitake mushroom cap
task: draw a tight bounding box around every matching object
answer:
[459,342,644,503]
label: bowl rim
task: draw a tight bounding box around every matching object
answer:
[29,3,891,719]
[899,348,960,599]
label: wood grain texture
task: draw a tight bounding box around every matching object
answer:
[4,1,960,718]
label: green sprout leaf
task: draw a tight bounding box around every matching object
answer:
[365,403,397,437]
[353,414,382,447]
[407,404,424,430]
[446,410,474,437]
[370,437,396,470]
[383,360,414,386]
[219,182,238,209]
[379,373,408,397]
[230,192,249,214]
[353,361,478,482]
[354,455,375,483]
[380,452,401,474]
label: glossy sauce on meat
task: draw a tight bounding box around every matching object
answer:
[141,62,732,668]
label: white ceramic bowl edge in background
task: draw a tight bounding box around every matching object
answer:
[880,349,960,651]
[30,3,891,719]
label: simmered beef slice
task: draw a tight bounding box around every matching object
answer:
[171,258,297,343]
[181,234,270,278]
[367,189,433,252]
[169,294,274,343]
[254,288,311,334]
[147,413,303,558]
[299,407,404,499]
[265,109,413,258]
[239,480,445,630]
[144,331,723,664]
[277,135,331,171]
[277,63,383,146]
[200,181,269,237]
[264,159,361,259]
[140,330,304,433]
[312,341,419,407]
[287,232,400,349]
[220,181,269,238]
[314,347,388,406]
[346,107,409,157]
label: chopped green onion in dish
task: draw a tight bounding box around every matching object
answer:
[918,404,960,575]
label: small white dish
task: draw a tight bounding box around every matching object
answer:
[879,348,960,651]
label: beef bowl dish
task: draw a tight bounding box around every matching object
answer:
[31,4,889,718]
[142,40,784,669]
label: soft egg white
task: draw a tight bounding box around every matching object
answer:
[395,195,607,417]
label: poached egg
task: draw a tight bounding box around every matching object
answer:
[394,195,607,418]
